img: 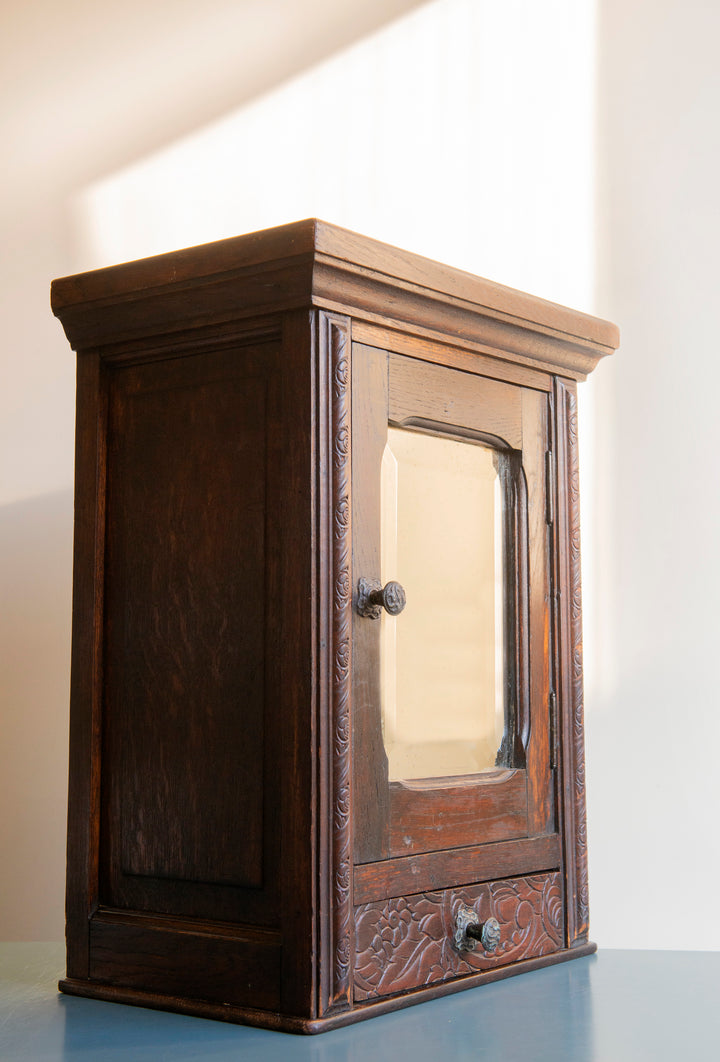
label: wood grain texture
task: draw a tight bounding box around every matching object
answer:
[312,221,617,351]
[354,872,563,1000]
[387,772,529,856]
[52,219,618,379]
[315,261,607,380]
[65,352,107,979]
[54,260,315,352]
[351,344,390,866]
[100,344,280,908]
[88,913,281,1010]
[522,388,554,836]
[351,320,554,392]
[51,220,319,308]
[106,358,268,888]
[388,353,523,448]
[96,318,283,368]
[276,310,316,1017]
[354,834,561,904]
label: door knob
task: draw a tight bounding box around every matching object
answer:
[356,578,407,619]
[454,904,501,953]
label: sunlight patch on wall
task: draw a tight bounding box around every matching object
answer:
[73,0,596,311]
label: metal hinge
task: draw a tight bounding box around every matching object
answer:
[549,689,557,769]
[545,450,555,525]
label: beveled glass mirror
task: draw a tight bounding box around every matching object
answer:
[379,425,517,781]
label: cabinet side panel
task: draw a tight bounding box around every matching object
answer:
[66,352,107,978]
[102,344,279,900]
[88,918,281,1009]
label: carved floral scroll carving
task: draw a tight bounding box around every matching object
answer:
[354,873,562,1000]
[326,312,353,1006]
[565,386,589,941]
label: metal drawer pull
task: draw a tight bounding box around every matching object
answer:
[356,578,407,619]
[454,904,501,953]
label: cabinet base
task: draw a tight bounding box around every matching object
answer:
[59,941,596,1035]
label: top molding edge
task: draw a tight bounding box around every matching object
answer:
[51,219,619,374]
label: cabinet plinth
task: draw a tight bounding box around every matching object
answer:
[52,219,618,1032]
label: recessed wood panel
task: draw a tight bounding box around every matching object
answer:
[387,771,528,857]
[102,345,279,896]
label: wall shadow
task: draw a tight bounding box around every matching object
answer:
[0,489,74,940]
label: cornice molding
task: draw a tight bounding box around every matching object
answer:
[52,219,618,378]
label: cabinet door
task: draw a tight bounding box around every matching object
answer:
[353,345,553,864]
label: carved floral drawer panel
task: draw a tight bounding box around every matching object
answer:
[354,872,563,1001]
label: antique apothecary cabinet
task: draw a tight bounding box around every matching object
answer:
[52,221,618,1032]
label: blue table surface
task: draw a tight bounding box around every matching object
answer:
[1,944,719,1061]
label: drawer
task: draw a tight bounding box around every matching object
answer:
[354,871,563,1001]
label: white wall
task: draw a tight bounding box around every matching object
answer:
[73,0,596,311]
[0,0,434,942]
[589,0,720,949]
[10,0,712,953]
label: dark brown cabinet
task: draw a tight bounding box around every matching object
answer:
[52,220,618,1032]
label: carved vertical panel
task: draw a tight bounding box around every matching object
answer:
[555,379,589,946]
[565,387,589,939]
[322,312,353,1008]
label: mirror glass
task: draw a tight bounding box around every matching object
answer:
[380,426,508,781]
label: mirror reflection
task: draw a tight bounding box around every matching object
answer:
[380,427,508,781]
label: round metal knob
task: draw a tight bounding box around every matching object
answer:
[466,916,502,952]
[372,581,406,616]
[454,904,501,953]
[357,578,407,619]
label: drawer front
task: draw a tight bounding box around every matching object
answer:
[354,872,563,1001]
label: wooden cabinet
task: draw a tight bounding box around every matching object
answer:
[52,220,618,1033]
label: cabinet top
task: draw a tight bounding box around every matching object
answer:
[51,219,619,378]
